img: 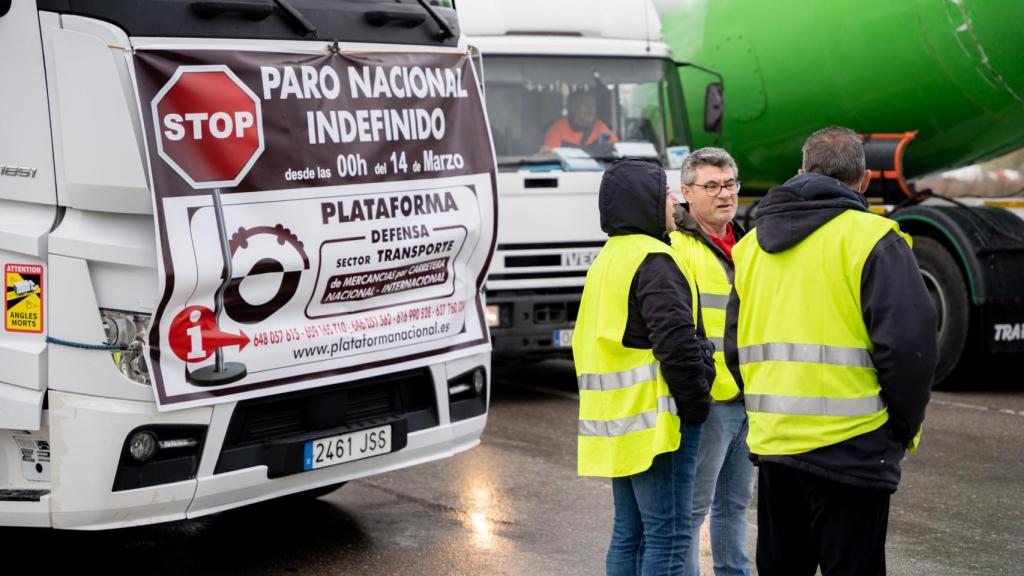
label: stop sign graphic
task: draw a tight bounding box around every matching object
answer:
[151,65,264,189]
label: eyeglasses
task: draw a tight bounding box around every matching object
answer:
[690,179,742,197]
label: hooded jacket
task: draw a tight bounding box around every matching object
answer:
[599,159,712,425]
[724,172,937,491]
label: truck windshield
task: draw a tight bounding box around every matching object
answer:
[483,56,690,169]
[35,0,459,46]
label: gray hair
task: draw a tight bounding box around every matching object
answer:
[680,147,738,185]
[801,126,866,185]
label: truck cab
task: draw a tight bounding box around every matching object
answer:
[0,0,495,529]
[460,0,697,359]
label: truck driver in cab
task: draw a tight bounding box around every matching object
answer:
[543,89,618,151]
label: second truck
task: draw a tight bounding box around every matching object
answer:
[465,0,1024,384]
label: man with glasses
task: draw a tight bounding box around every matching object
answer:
[671,147,754,576]
[725,127,936,575]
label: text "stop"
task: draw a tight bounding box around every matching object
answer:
[163,111,255,141]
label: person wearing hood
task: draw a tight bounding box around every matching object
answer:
[573,159,714,575]
[669,147,754,576]
[724,127,937,576]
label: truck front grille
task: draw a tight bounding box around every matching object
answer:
[239,408,304,443]
[533,301,580,324]
[214,368,437,474]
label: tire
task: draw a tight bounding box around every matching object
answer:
[912,236,969,385]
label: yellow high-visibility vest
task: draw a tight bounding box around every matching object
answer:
[732,209,913,455]
[573,234,700,477]
[671,229,739,402]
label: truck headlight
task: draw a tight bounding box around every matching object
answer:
[101,309,152,386]
[485,305,501,327]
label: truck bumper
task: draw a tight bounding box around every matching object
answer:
[4,354,488,530]
[486,290,579,359]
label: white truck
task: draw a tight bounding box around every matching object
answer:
[0,0,497,529]
[460,0,715,360]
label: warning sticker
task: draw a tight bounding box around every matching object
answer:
[14,436,51,482]
[5,263,44,333]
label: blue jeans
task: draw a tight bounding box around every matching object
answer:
[684,402,755,576]
[607,423,703,576]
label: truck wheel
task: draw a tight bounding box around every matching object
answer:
[913,236,969,385]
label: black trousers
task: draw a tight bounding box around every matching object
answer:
[756,461,891,576]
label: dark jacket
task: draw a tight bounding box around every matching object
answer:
[675,208,746,404]
[724,172,937,492]
[675,206,747,268]
[599,159,712,425]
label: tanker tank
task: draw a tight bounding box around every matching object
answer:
[658,0,1024,189]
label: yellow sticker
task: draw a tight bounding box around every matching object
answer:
[5,263,44,333]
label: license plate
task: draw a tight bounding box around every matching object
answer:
[553,328,573,347]
[303,425,391,471]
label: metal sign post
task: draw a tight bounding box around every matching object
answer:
[189,187,247,386]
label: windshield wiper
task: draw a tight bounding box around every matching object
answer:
[191,0,317,37]
[414,0,455,41]
[272,0,317,37]
[498,156,562,167]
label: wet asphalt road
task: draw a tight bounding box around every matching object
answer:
[3,360,1022,575]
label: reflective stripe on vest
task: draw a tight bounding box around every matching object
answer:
[700,292,729,310]
[573,234,700,477]
[578,363,658,392]
[579,395,678,437]
[745,393,885,417]
[732,209,911,455]
[670,230,738,402]
[738,343,874,369]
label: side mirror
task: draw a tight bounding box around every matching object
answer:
[676,61,725,145]
[0,1,11,18]
[704,82,724,133]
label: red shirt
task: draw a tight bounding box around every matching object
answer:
[707,223,736,261]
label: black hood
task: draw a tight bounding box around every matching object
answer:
[755,172,869,253]
[599,159,668,240]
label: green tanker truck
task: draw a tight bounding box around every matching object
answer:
[659,0,1024,383]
